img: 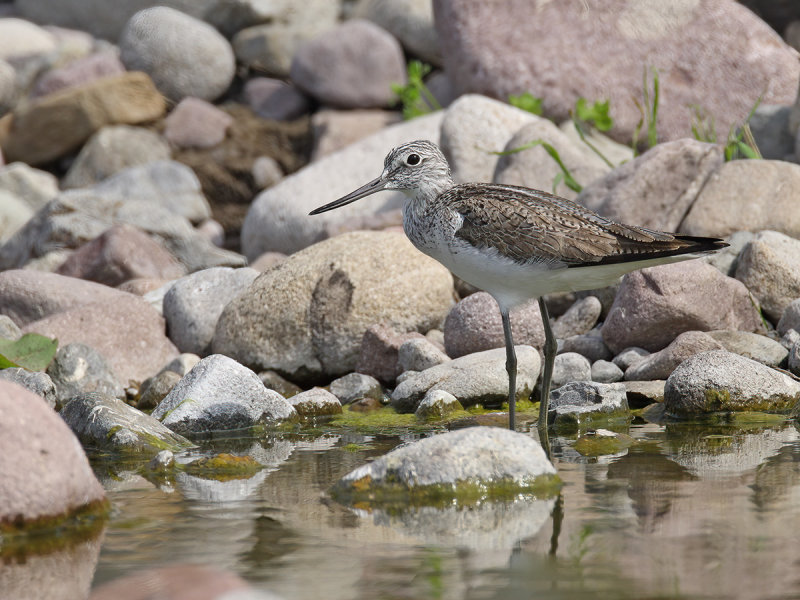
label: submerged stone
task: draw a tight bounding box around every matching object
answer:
[548,381,631,432]
[573,429,635,457]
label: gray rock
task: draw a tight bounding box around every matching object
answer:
[623,380,665,406]
[0,162,59,212]
[548,381,630,431]
[214,231,454,382]
[557,119,635,167]
[46,342,125,409]
[612,347,650,371]
[398,337,450,373]
[707,330,789,368]
[552,296,602,339]
[0,314,21,340]
[152,354,298,435]
[591,360,623,383]
[0,191,33,243]
[62,125,171,189]
[790,341,800,376]
[310,108,401,161]
[31,50,126,99]
[119,6,235,102]
[163,267,259,356]
[148,449,174,471]
[390,345,540,413]
[328,372,383,405]
[664,350,800,416]
[137,369,182,411]
[703,230,754,277]
[61,391,192,452]
[232,23,320,78]
[0,367,57,408]
[243,77,310,121]
[552,352,592,389]
[159,353,201,378]
[290,19,406,108]
[749,104,794,160]
[778,299,800,336]
[735,230,800,322]
[163,97,233,150]
[781,329,800,352]
[207,0,339,38]
[354,0,441,66]
[288,387,342,417]
[625,331,724,381]
[414,389,462,419]
[241,111,442,258]
[258,370,302,398]
[559,330,613,362]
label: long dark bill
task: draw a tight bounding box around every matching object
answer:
[308,176,388,215]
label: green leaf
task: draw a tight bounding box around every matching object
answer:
[575,98,613,131]
[508,92,543,115]
[391,60,439,120]
[0,334,58,372]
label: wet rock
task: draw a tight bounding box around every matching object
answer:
[578,139,723,232]
[152,354,298,435]
[61,391,191,453]
[350,397,383,412]
[0,381,106,530]
[291,19,405,108]
[0,161,59,211]
[289,387,342,417]
[332,426,557,503]
[734,230,800,322]
[390,345,540,413]
[749,104,794,160]
[552,352,592,389]
[258,370,302,398]
[612,347,650,370]
[625,331,724,382]
[163,267,259,356]
[244,77,311,121]
[355,0,441,65]
[548,381,630,431]
[601,261,765,354]
[778,299,800,336]
[573,429,634,457]
[0,72,166,166]
[56,224,185,287]
[0,367,57,408]
[414,388,462,419]
[398,337,450,372]
[591,360,623,383]
[0,314,21,339]
[356,324,425,383]
[214,231,454,383]
[241,107,442,258]
[46,342,124,409]
[148,449,174,472]
[163,97,233,150]
[137,369,181,411]
[560,330,613,362]
[682,160,800,238]
[444,292,544,358]
[329,372,383,405]
[119,7,235,102]
[311,108,401,160]
[664,350,800,416]
[31,50,125,98]
[623,380,665,407]
[62,125,171,189]
[435,0,798,142]
[0,18,56,60]
[707,330,789,368]
[552,296,602,339]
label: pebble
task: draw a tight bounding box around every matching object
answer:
[0,366,57,408]
[46,342,124,409]
[31,50,125,98]
[706,330,789,368]
[354,0,441,66]
[548,381,630,431]
[0,161,59,211]
[789,341,800,377]
[551,296,602,340]
[244,77,311,121]
[289,387,343,417]
[612,347,650,371]
[251,157,284,190]
[0,18,56,60]
[357,324,425,383]
[259,370,303,398]
[624,331,724,382]
[623,380,666,407]
[398,336,451,373]
[559,330,613,362]
[310,109,401,160]
[163,97,233,150]
[233,22,319,78]
[777,299,800,336]
[0,314,21,339]
[551,352,592,389]
[328,372,383,405]
[591,360,623,384]
[414,388,462,419]
[137,369,182,411]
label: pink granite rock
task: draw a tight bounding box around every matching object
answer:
[357,323,425,383]
[163,97,233,149]
[625,330,725,381]
[32,51,126,98]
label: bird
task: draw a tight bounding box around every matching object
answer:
[309,140,727,436]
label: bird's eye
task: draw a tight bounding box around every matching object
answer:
[405,153,421,166]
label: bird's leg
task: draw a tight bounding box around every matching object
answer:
[501,308,517,431]
[538,297,556,434]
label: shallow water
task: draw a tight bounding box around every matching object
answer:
[12,417,800,599]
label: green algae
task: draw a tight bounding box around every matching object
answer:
[702,388,798,414]
[183,453,264,481]
[573,432,635,457]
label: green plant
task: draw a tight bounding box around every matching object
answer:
[691,98,763,161]
[0,334,58,371]
[574,98,613,132]
[491,140,583,194]
[509,91,544,115]
[632,66,660,154]
[391,60,441,120]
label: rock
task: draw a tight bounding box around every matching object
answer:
[232,23,320,78]
[61,391,191,452]
[601,261,765,354]
[46,342,125,409]
[578,139,723,232]
[573,428,634,457]
[242,110,442,258]
[623,380,666,407]
[781,329,800,352]
[23,292,179,386]
[778,299,800,336]
[548,381,630,431]
[31,51,126,98]
[390,345,540,413]
[443,292,544,358]
[214,231,454,382]
[734,230,800,322]
[163,267,259,356]
[328,372,383,405]
[251,157,284,190]
[0,18,56,61]
[148,449,174,471]
[790,341,800,376]
[552,352,592,389]
[703,230,754,277]
[749,104,795,160]
[398,336,450,372]
[356,323,426,383]
[0,58,14,114]
[137,369,181,411]
[119,7,235,102]
[552,296,602,340]
[625,331,724,381]
[558,119,635,166]
[560,330,613,362]
[311,108,401,160]
[0,162,59,211]
[0,367,57,408]
[612,347,650,370]
[243,77,311,121]
[56,224,185,286]
[288,387,342,417]
[152,354,297,435]
[160,353,201,377]
[434,0,799,143]
[0,72,166,166]
[681,160,800,238]
[258,370,302,398]
[290,19,406,108]
[707,330,789,368]
[493,118,612,200]
[591,360,623,384]
[0,314,21,339]
[440,94,538,184]
[332,426,557,502]
[0,381,106,530]
[0,190,33,243]
[63,125,171,189]
[664,350,800,415]
[354,0,441,65]
[164,97,233,150]
[349,397,382,412]
[415,389,462,419]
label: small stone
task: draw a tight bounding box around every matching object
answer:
[612,347,650,370]
[289,387,342,417]
[232,23,321,78]
[148,450,174,471]
[137,370,182,411]
[789,341,800,376]
[552,352,592,389]
[329,372,383,405]
[777,298,800,336]
[749,104,794,160]
[0,161,59,212]
[0,314,21,340]
[398,337,451,372]
[623,380,666,407]
[357,324,426,384]
[591,360,623,383]
[252,156,284,190]
[548,381,630,432]
[707,330,788,368]
[349,397,383,412]
[195,219,225,247]
[0,18,56,61]
[415,389,462,419]
[625,331,724,382]
[32,51,125,98]
[243,77,311,121]
[560,330,613,362]
[258,370,302,398]
[46,342,125,410]
[164,97,233,149]
[310,108,401,160]
[552,296,602,339]
[782,329,800,351]
[573,429,634,457]
[0,367,57,408]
